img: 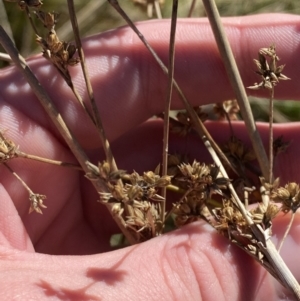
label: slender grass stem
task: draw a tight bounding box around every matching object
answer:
[67,0,121,178]
[161,0,178,230]
[108,0,239,177]
[204,135,300,299]
[16,151,83,170]
[0,52,12,62]
[269,87,274,183]
[154,0,162,19]
[0,26,136,245]
[4,163,33,193]
[187,0,197,17]
[24,6,39,35]
[202,0,270,181]
[278,213,295,253]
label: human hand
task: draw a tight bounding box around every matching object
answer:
[1,13,300,300]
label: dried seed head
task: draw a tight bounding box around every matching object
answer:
[169,107,207,137]
[250,202,279,227]
[223,136,256,170]
[29,193,46,214]
[35,10,59,30]
[272,182,300,213]
[273,136,290,157]
[214,100,240,120]
[260,177,280,195]
[0,131,18,163]
[213,199,247,234]
[178,161,230,197]
[248,44,290,90]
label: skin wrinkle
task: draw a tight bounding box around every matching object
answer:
[163,239,197,300]
[193,249,225,301]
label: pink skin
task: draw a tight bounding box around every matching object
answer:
[0,13,300,300]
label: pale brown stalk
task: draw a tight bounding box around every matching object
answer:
[0,52,12,62]
[16,151,83,171]
[203,135,300,299]
[108,0,239,178]
[0,26,136,244]
[161,0,178,229]
[269,87,274,183]
[67,0,120,178]
[187,0,197,17]
[278,213,295,253]
[24,6,39,35]
[202,0,270,181]
[153,0,162,19]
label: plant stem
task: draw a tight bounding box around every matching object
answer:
[16,151,83,170]
[161,0,178,230]
[269,87,274,183]
[0,52,11,62]
[202,0,270,181]
[0,26,136,245]
[154,0,162,19]
[278,213,295,253]
[4,163,33,193]
[24,6,39,35]
[67,0,120,178]
[187,0,197,17]
[203,135,300,300]
[108,0,239,177]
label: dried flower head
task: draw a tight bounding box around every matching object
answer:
[212,199,247,234]
[272,182,300,213]
[250,202,279,228]
[169,107,207,137]
[178,161,230,198]
[35,10,80,86]
[273,135,290,157]
[248,44,290,90]
[125,201,161,240]
[0,131,18,163]
[35,10,59,31]
[213,100,240,120]
[223,136,256,174]
[260,177,280,195]
[29,193,47,214]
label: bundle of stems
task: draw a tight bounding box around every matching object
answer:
[0,0,300,299]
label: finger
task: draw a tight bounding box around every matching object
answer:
[2,214,300,301]
[101,119,300,184]
[1,14,299,148]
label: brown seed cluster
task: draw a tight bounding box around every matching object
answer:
[0,131,18,163]
[35,10,79,86]
[92,161,171,241]
[213,99,240,121]
[248,44,290,90]
[272,182,300,213]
